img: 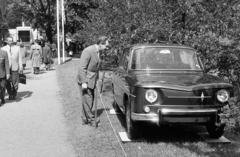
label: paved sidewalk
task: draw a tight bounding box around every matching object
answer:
[0,60,75,157]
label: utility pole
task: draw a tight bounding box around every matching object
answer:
[61,0,65,62]
[57,0,60,65]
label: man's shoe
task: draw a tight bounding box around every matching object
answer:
[82,121,88,125]
[96,117,100,123]
[12,96,17,100]
[9,95,13,100]
[82,119,88,125]
[88,122,101,127]
[1,99,5,104]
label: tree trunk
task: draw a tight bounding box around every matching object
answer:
[45,25,53,43]
[182,13,186,30]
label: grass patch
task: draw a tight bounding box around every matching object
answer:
[56,60,240,157]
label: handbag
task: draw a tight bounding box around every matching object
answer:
[19,73,26,84]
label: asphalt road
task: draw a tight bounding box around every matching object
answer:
[0,59,75,157]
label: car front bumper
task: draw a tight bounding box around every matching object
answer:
[131,108,218,124]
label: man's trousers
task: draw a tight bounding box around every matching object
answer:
[78,84,95,123]
[6,70,19,98]
[0,77,6,101]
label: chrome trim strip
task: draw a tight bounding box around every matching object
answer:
[145,104,225,108]
[161,108,217,115]
[167,96,212,98]
[131,112,158,121]
[162,117,210,123]
[131,108,217,121]
[129,93,136,98]
[115,83,136,97]
[133,83,232,91]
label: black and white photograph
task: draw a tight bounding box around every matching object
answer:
[0,0,240,157]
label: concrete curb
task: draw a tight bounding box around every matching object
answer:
[53,57,72,65]
[60,57,72,65]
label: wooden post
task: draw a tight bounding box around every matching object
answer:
[94,85,98,128]
[100,71,106,93]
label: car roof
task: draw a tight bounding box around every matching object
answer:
[129,43,195,50]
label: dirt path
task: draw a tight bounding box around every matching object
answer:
[0,60,75,157]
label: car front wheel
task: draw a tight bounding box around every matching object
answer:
[206,124,225,139]
[113,101,121,113]
[125,99,138,139]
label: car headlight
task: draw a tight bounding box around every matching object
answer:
[145,89,158,103]
[217,89,230,103]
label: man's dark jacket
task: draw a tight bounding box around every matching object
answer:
[77,45,100,89]
[0,49,10,78]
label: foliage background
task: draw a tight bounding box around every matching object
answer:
[1,0,240,134]
[67,0,240,134]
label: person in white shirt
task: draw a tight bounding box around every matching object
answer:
[1,37,23,100]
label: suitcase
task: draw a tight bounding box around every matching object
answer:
[19,73,26,84]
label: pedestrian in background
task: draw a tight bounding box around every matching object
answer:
[30,40,42,74]
[1,37,23,100]
[42,41,52,71]
[51,42,57,58]
[0,49,10,105]
[19,43,27,70]
[77,36,110,126]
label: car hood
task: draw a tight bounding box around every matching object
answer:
[127,72,232,91]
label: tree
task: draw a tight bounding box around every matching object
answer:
[64,0,98,52]
[21,0,57,43]
[81,0,240,67]
[0,0,23,29]
[0,0,23,45]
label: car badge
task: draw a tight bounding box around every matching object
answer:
[201,92,204,102]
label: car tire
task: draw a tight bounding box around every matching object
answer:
[113,101,121,113]
[206,124,225,139]
[125,99,138,139]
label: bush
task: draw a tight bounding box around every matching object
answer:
[219,97,240,135]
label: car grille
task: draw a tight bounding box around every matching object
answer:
[160,89,214,105]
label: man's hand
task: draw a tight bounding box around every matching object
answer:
[19,69,23,74]
[6,74,10,80]
[82,83,88,90]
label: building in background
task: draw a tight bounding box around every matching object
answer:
[8,26,44,52]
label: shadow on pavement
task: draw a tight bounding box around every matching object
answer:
[16,91,33,102]
[3,91,33,104]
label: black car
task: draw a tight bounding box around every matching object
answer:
[112,43,233,139]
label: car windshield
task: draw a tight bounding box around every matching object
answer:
[131,47,202,70]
